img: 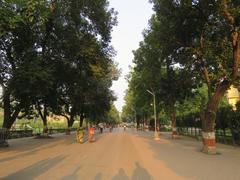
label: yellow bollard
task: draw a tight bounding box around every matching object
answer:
[76,128,84,144]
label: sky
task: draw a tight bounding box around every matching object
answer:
[109,0,154,112]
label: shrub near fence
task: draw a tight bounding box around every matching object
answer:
[0,128,78,145]
[9,130,33,139]
[176,104,240,146]
[49,128,77,135]
[177,127,240,145]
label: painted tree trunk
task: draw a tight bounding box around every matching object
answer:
[202,82,230,154]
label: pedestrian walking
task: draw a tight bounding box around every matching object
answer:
[99,123,103,133]
[88,126,95,142]
[109,125,113,132]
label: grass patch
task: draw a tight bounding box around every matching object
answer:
[0,108,3,127]
[0,108,79,132]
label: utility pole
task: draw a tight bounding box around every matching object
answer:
[147,89,160,140]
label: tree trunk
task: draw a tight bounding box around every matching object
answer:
[158,116,161,131]
[42,118,48,133]
[2,90,11,129]
[136,118,140,130]
[1,89,9,146]
[37,104,48,136]
[143,115,146,131]
[66,110,75,135]
[1,88,22,146]
[230,128,236,145]
[79,113,84,128]
[223,129,226,144]
[67,117,74,135]
[61,114,72,135]
[202,82,230,154]
[68,117,74,127]
[43,105,48,135]
[2,88,22,129]
[170,102,177,139]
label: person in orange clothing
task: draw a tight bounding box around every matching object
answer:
[88,126,95,142]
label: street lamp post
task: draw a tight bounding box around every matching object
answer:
[147,89,160,140]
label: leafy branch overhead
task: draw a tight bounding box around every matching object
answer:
[0,0,120,130]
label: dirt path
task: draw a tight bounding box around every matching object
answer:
[0,128,240,180]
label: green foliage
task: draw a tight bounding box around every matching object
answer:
[123,5,198,126]
[0,0,119,130]
[148,1,240,134]
[0,108,3,126]
[106,103,121,124]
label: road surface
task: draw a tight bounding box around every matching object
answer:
[0,128,240,180]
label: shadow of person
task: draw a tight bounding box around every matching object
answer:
[61,166,81,180]
[132,162,153,180]
[95,172,103,180]
[112,168,129,180]
[4,155,66,180]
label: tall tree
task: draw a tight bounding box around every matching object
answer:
[0,0,118,139]
[151,0,240,153]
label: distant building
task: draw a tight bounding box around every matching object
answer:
[226,85,240,110]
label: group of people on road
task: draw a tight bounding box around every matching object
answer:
[76,124,116,144]
[88,124,115,142]
[98,123,115,134]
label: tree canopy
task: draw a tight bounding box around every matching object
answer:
[0,0,119,132]
[123,0,240,153]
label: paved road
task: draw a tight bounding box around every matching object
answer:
[0,128,240,180]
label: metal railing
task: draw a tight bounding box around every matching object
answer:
[0,128,78,143]
[177,127,239,145]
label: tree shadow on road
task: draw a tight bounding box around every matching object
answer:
[1,135,65,153]
[3,155,66,180]
[0,140,65,165]
[143,132,240,180]
[0,149,38,163]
